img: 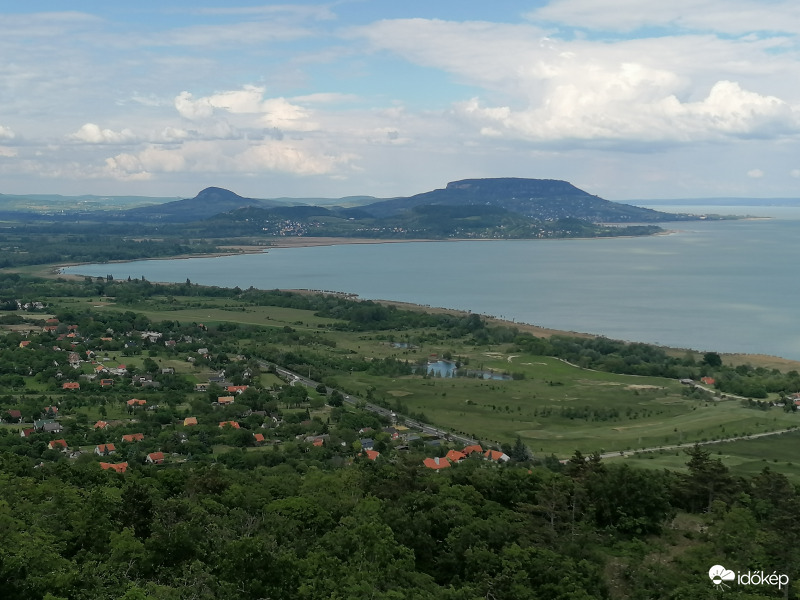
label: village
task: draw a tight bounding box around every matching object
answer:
[0,313,514,476]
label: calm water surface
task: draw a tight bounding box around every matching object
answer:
[64,206,800,360]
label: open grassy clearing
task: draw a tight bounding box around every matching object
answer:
[58,296,341,330]
[619,429,800,482]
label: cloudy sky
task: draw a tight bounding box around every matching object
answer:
[2,0,799,200]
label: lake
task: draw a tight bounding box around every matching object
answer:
[63,205,800,360]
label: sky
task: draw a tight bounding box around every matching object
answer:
[1,0,800,201]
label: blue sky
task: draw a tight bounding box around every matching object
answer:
[1,1,799,200]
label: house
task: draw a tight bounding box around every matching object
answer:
[43,406,59,416]
[161,367,174,375]
[99,379,114,387]
[164,340,177,348]
[312,438,324,447]
[94,420,109,429]
[48,439,68,451]
[446,449,467,463]
[100,462,128,474]
[121,433,145,443]
[95,443,116,456]
[227,385,248,394]
[484,449,510,463]
[363,449,380,461]
[462,444,484,456]
[19,340,31,348]
[183,417,198,427]
[19,428,35,438]
[253,433,265,443]
[6,409,22,423]
[217,396,235,405]
[701,377,716,385]
[42,422,63,434]
[423,457,451,470]
[360,438,375,450]
[127,398,147,407]
[146,452,164,464]
[219,421,240,429]
[193,383,207,392]
[62,382,80,390]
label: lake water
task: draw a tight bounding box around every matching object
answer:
[64,205,800,360]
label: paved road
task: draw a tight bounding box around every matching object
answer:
[269,363,480,446]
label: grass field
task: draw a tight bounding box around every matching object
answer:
[619,429,800,482]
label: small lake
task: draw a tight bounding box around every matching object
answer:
[63,206,800,360]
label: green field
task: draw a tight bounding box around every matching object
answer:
[619,429,800,481]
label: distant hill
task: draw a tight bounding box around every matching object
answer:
[361,178,683,222]
[119,187,285,222]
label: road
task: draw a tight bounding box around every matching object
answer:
[269,363,481,447]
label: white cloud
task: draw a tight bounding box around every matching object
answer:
[357,18,800,147]
[0,146,17,157]
[174,87,318,133]
[747,169,764,178]
[526,0,800,34]
[791,169,800,178]
[71,123,137,144]
[0,125,15,139]
[237,143,355,175]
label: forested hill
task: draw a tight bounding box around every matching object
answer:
[360,178,685,222]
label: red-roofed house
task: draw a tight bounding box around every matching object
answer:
[48,439,68,451]
[19,340,31,348]
[217,396,235,405]
[99,379,114,387]
[364,449,380,461]
[701,377,716,385]
[94,420,108,429]
[126,398,147,407]
[484,449,510,463]
[462,444,483,456]
[62,382,80,390]
[227,385,248,394]
[19,428,35,438]
[183,417,198,427]
[219,421,240,429]
[121,433,145,443]
[6,409,22,423]
[100,462,128,474]
[253,433,265,443]
[446,449,467,463]
[423,457,451,470]
[146,452,164,464]
[95,443,116,456]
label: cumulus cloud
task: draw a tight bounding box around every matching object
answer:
[747,169,764,178]
[0,147,17,157]
[0,125,15,140]
[174,87,317,132]
[357,18,800,147]
[71,123,136,144]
